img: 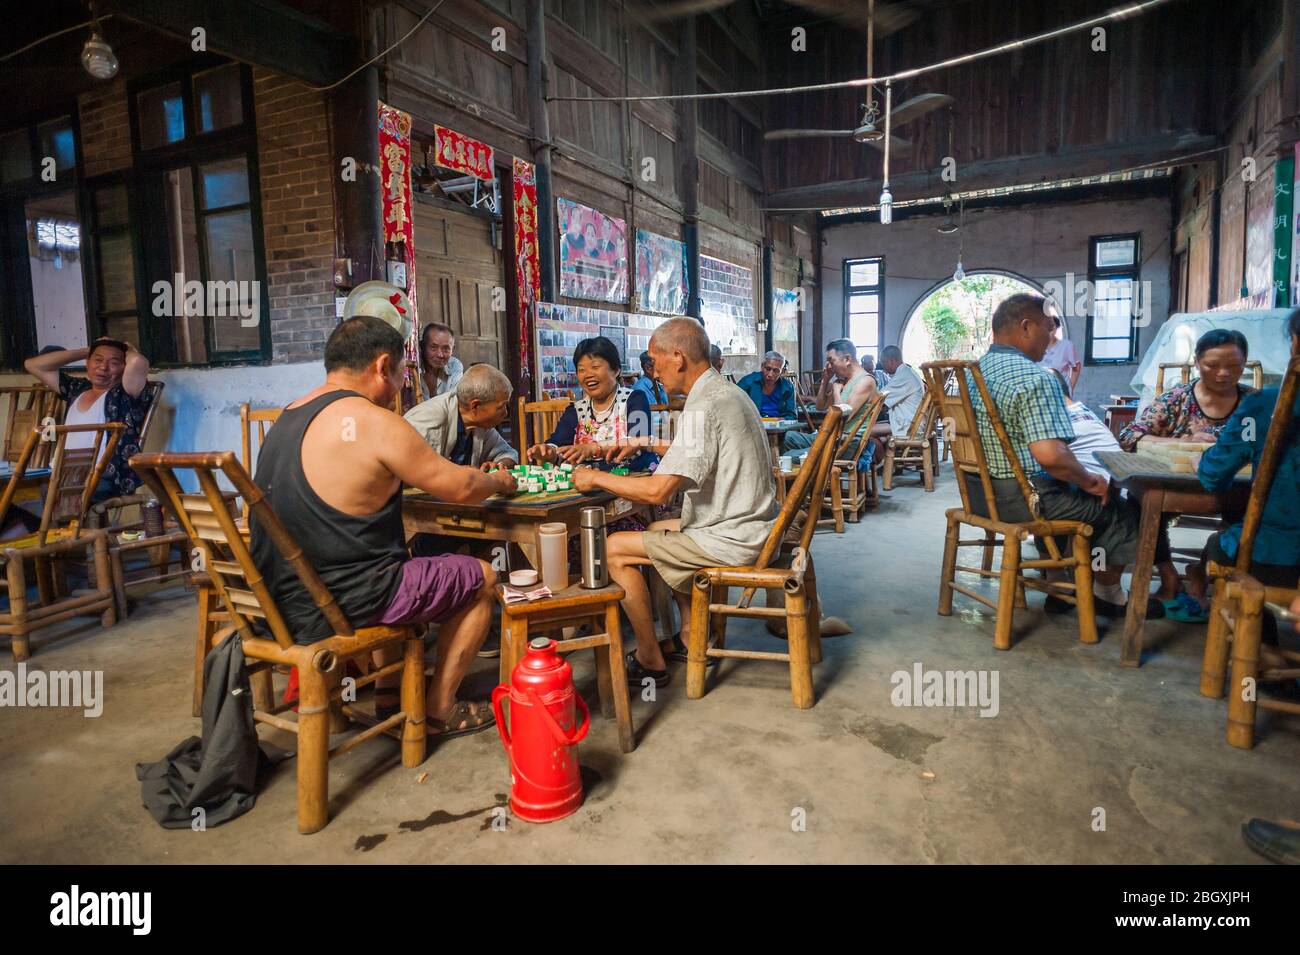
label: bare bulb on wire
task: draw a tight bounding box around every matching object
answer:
[953,261,965,283]
[879,187,893,225]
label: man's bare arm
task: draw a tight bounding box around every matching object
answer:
[122,343,149,397]
[574,467,686,505]
[24,347,85,390]
[375,406,514,503]
[1030,439,1107,497]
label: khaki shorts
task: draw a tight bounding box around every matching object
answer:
[642,529,724,594]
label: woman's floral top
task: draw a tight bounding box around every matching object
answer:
[1118,379,1254,452]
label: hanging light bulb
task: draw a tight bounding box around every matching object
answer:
[879,79,893,225]
[952,198,965,282]
[81,30,118,80]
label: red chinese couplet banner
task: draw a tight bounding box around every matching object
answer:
[435,125,495,181]
[378,102,418,373]
[514,157,541,390]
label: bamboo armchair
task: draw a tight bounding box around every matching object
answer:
[132,451,428,835]
[883,388,940,491]
[774,395,880,533]
[0,423,122,661]
[516,397,571,462]
[922,361,1098,651]
[1199,355,1300,748]
[3,386,62,467]
[686,405,843,709]
[1156,359,1263,395]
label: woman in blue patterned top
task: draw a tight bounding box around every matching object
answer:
[25,338,152,500]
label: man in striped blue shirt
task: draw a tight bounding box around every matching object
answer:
[968,293,1163,619]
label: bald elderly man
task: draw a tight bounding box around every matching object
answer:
[404,363,518,471]
[572,317,777,687]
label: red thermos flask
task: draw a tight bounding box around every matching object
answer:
[492,637,590,823]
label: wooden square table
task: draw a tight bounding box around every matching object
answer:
[1095,449,1250,667]
[401,485,639,568]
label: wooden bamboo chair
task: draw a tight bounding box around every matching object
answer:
[922,360,1098,651]
[3,386,62,468]
[516,397,572,462]
[685,405,843,708]
[800,369,822,395]
[1199,355,1300,747]
[883,388,940,491]
[1156,359,1264,395]
[777,394,884,532]
[0,423,122,661]
[132,451,428,835]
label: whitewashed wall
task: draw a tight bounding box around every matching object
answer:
[816,195,1174,413]
[2,363,323,486]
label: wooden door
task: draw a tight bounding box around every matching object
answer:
[414,199,506,370]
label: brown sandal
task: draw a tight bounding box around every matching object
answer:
[427,700,497,740]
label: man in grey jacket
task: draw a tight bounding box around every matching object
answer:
[404,364,518,470]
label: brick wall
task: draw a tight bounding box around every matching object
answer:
[253,67,337,364]
[79,80,132,179]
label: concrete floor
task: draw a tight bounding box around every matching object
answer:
[2,469,1297,864]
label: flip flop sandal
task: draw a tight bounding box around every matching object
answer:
[663,633,718,668]
[428,700,497,740]
[1162,591,1209,624]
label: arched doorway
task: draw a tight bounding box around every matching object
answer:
[901,271,1043,364]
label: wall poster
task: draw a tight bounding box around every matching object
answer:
[700,253,756,355]
[533,302,674,398]
[557,197,628,304]
[635,229,688,315]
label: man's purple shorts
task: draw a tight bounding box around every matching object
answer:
[376,555,484,627]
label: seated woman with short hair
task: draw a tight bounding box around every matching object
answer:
[527,336,658,473]
[1118,327,1256,622]
[527,336,659,546]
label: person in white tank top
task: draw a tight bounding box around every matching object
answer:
[24,338,152,500]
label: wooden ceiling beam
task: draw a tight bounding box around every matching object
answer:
[763,133,1220,209]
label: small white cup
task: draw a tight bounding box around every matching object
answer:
[509,569,539,588]
[779,456,793,472]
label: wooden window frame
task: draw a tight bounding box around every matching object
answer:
[842,256,884,362]
[1084,232,1142,365]
[122,61,271,367]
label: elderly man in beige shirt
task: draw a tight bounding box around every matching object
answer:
[572,317,776,688]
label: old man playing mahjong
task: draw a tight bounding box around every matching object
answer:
[570,318,776,690]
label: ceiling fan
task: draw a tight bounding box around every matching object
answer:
[763,0,952,158]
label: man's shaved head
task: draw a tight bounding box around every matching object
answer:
[650,317,710,364]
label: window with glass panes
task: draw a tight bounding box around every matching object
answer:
[1085,233,1140,363]
[126,62,267,364]
[843,257,883,363]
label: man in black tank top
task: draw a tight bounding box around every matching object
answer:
[252,316,516,739]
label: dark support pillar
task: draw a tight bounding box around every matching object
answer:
[330,64,382,285]
[677,16,701,321]
[762,243,773,353]
[1282,0,1300,154]
[812,220,825,365]
[526,0,556,304]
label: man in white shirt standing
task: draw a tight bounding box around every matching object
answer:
[878,345,925,438]
[417,322,465,400]
[573,318,776,688]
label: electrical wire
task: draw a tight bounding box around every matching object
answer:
[0,16,113,64]
[548,0,1177,103]
[308,0,447,92]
